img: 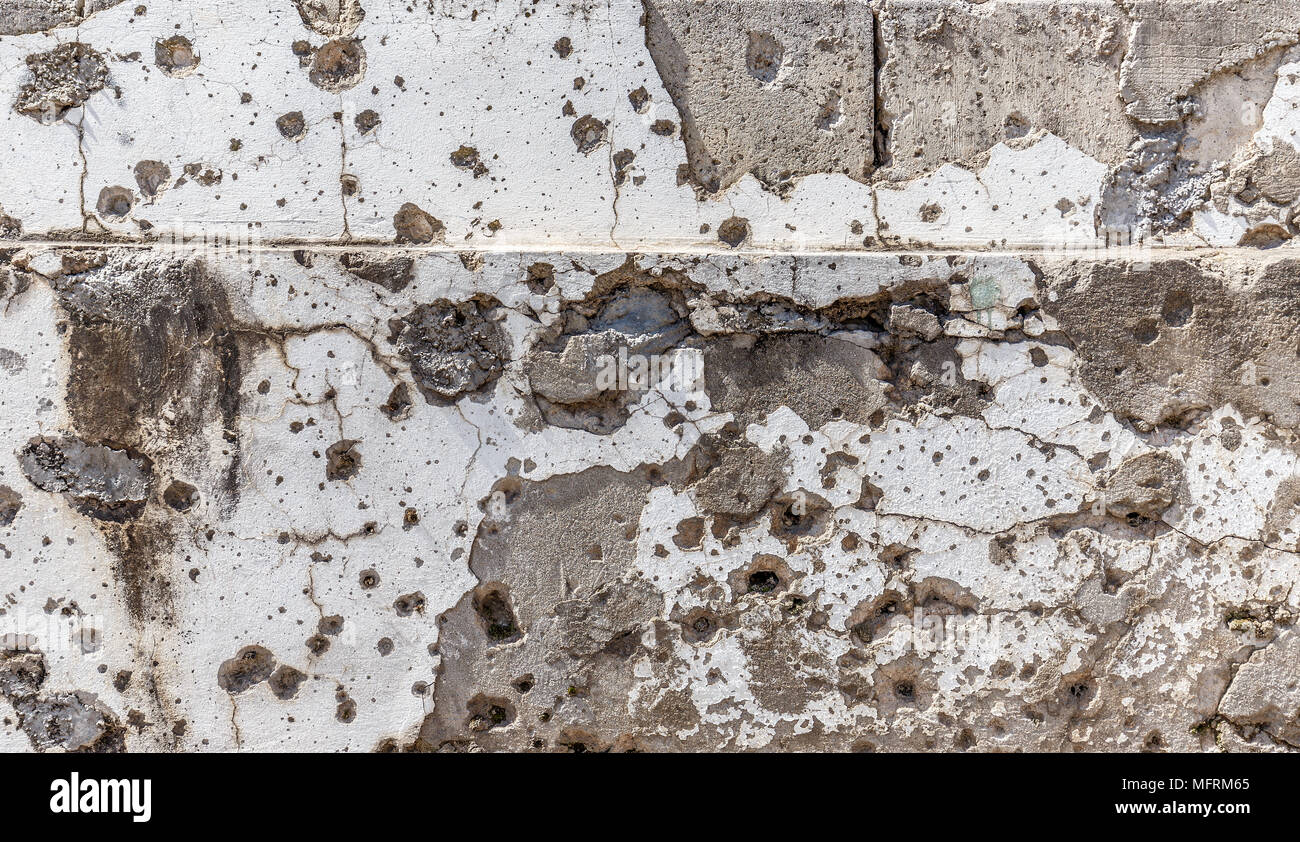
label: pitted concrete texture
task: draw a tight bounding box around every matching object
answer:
[2,0,1300,753]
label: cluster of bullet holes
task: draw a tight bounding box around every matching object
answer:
[306,614,344,657]
[450,145,489,178]
[473,584,521,643]
[335,689,357,723]
[155,36,199,77]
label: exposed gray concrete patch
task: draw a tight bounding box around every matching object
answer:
[1046,257,1300,430]
[643,0,874,193]
[0,0,126,36]
[18,434,153,521]
[1119,0,1300,125]
[877,0,1132,179]
[13,42,110,124]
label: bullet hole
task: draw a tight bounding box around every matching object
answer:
[335,693,356,723]
[553,36,572,58]
[1029,347,1048,367]
[0,485,22,527]
[628,86,651,113]
[473,584,521,643]
[96,186,134,221]
[718,216,749,247]
[745,31,783,84]
[1161,290,1193,327]
[613,148,636,185]
[359,569,380,590]
[747,570,779,594]
[450,144,488,178]
[390,298,508,403]
[354,108,381,134]
[309,38,366,92]
[919,202,943,223]
[524,261,555,294]
[376,637,393,655]
[513,675,534,693]
[217,645,275,694]
[402,507,419,529]
[379,382,413,421]
[1004,111,1031,139]
[325,439,361,481]
[293,0,365,37]
[268,665,307,700]
[672,516,704,549]
[1132,318,1160,345]
[340,251,414,291]
[392,202,445,244]
[1066,679,1095,707]
[133,160,171,198]
[318,615,344,635]
[466,694,515,731]
[570,114,608,154]
[306,634,330,656]
[112,670,132,692]
[769,491,830,541]
[879,543,917,569]
[162,480,198,512]
[681,607,719,644]
[894,680,915,700]
[292,39,314,66]
[650,119,676,136]
[14,43,110,123]
[276,111,307,141]
[393,591,425,616]
[155,35,199,77]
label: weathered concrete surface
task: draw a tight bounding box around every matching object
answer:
[1,0,1300,753]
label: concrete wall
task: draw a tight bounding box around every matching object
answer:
[1,0,1298,752]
